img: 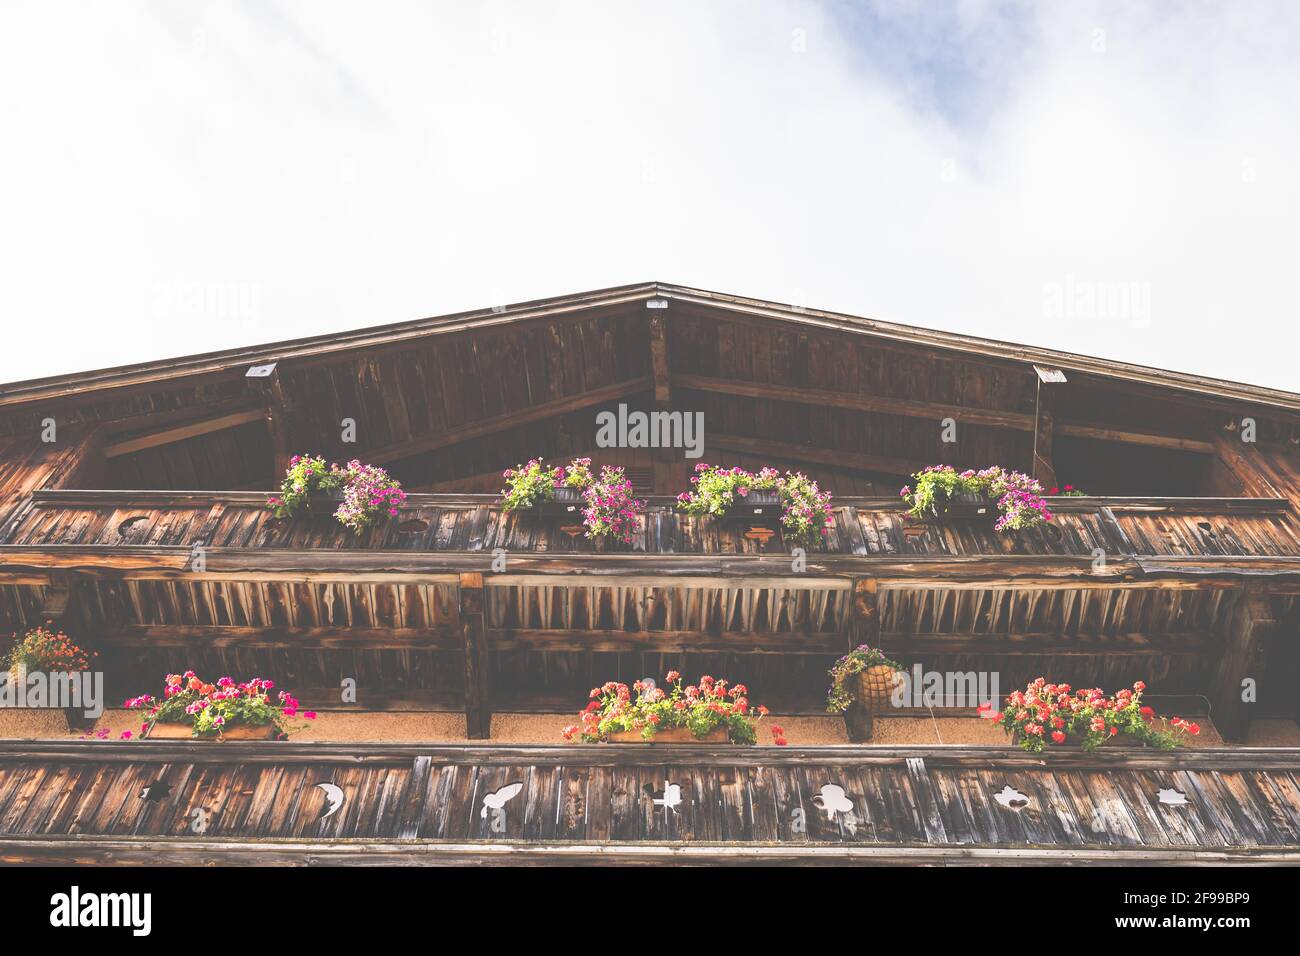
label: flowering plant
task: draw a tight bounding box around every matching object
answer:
[900,465,1051,531]
[562,671,769,744]
[825,644,902,714]
[501,457,642,540]
[581,465,644,543]
[4,622,97,673]
[267,454,343,520]
[333,460,406,533]
[125,672,317,740]
[676,464,834,547]
[267,454,405,533]
[991,678,1200,752]
[1049,483,1087,496]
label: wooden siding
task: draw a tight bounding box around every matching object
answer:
[1,743,1299,864]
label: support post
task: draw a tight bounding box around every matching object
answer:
[246,362,292,478]
[1212,588,1276,743]
[459,572,491,739]
[647,300,674,492]
[1032,365,1065,489]
[844,578,880,742]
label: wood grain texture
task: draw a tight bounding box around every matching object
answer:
[0,743,1297,864]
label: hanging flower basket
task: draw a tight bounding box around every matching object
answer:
[852,665,900,711]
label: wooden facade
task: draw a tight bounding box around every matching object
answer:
[0,282,1298,752]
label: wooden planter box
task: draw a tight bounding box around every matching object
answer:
[936,492,996,519]
[306,490,345,514]
[606,726,729,744]
[144,722,279,741]
[719,490,782,532]
[531,486,585,517]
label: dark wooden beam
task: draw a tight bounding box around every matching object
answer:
[648,307,674,490]
[1056,423,1214,454]
[103,408,268,459]
[6,544,1299,588]
[486,628,843,654]
[102,625,458,650]
[459,572,490,739]
[1212,588,1276,742]
[677,373,1033,430]
[678,372,1216,453]
[648,308,671,405]
[362,376,651,466]
[1031,365,1064,488]
[880,632,1212,657]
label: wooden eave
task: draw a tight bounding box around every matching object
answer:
[2,280,1297,420]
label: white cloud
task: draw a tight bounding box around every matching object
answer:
[0,0,1296,390]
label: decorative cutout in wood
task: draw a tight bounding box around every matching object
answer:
[1156,787,1189,807]
[811,783,859,834]
[559,524,585,538]
[397,518,429,534]
[117,516,150,536]
[643,781,683,813]
[316,782,345,819]
[139,780,172,803]
[743,526,776,543]
[993,785,1030,810]
[480,782,523,820]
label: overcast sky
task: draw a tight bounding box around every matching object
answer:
[1,0,1296,390]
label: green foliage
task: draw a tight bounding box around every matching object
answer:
[826,644,902,713]
[900,465,1052,532]
[124,673,316,740]
[267,454,343,520]
[676,464,834,547]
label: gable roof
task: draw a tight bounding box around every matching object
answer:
[1,280,1296,414]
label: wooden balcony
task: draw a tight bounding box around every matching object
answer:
[0,490,1296,740]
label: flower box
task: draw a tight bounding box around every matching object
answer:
[935,491,996,519]
[719,490,783,531]
[564,673,773,745]
[530,486,585,517]
[606,725,730,744]
[143,721,279,740]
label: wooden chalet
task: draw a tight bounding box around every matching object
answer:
[0,280,1298,864]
